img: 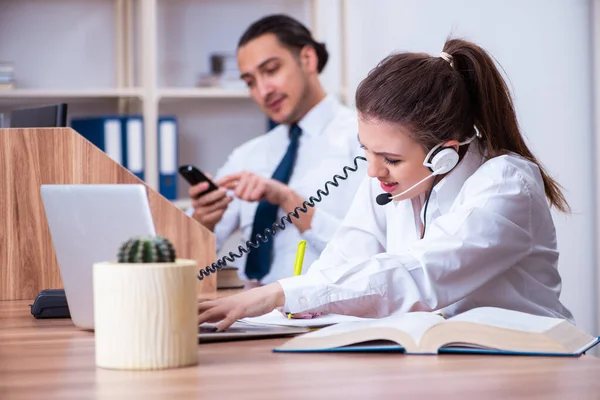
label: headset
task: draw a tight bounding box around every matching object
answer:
[375,128,481,239]
[376,131,479,206]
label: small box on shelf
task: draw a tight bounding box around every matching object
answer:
[196,53,246,91]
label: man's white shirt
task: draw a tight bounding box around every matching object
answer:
[207,95,366,284]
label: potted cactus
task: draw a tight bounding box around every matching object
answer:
[93,235,198,370]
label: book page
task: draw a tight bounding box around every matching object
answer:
[239,309,374,328]
[448,307,562,333]
[301,311,444,345]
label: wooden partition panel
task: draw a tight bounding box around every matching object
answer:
[0,128,216,300]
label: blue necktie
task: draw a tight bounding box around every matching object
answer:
[244,124,302,280]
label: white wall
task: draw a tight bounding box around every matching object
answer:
[0,0,117,89]
[311,0,344,102]
[344,0,596,334]
[594,0,600,347]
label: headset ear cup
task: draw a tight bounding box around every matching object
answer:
[426,147,442,172]
[430,147,459,175]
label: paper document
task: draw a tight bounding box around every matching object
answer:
[239,309,374,328]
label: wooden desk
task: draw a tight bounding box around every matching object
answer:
[1,298,599,399]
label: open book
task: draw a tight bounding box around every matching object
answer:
[273,307,599,356]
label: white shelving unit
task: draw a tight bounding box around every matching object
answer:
[0,88,143,98]
[0,88,143,109]
[0,0,343,201]
[158,88,250,100]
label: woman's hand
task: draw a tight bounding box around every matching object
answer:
[278,309,323,319]
[197,283,286,331]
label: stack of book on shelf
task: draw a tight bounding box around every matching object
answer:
[0,63,15,90]
[70,115,179,200]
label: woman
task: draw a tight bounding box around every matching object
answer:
[198,38,574,331]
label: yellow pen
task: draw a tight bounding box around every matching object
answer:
[293,240,307,277]
[288,240,307,319]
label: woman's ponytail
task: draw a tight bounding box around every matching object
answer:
[443,39,570,213]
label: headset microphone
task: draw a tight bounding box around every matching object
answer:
[376,170,440,206]
[375,193,393,206]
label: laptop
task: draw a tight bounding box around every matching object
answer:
[40,184,156,330]
[40,183,309,341]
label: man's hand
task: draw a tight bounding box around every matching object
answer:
[217,171,315,233]
[217,171,289,206]
[197,283,286,331]
[189,174,232,231]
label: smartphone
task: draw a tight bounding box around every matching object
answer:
[178,165,219,196]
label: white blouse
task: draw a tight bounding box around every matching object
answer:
[278,143,575,323]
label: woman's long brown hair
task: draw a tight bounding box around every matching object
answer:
[355,38,570,213]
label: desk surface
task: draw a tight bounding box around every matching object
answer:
[1,297,600,400]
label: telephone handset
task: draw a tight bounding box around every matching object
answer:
[195,155,367,280]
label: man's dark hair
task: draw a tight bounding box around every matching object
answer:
[238,14,329,73]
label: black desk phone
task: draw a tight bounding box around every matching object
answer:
[30,289,70,319]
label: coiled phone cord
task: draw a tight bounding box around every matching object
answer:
[197,155,367,280]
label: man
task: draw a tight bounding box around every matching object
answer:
[189,14,365,284]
